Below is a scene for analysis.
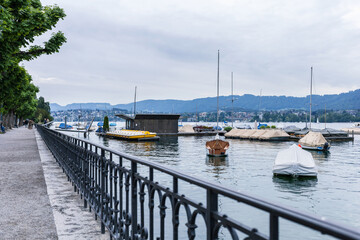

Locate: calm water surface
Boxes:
[61,122,360,239]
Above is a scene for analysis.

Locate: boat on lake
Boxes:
[205,50,229,157]
[194,125,215,132]
[258,129,290,141]
[299,131,330,151]
[273,144,318,177]
[206,134,230,157]
[57,123,73,129]
[101,129,159,141]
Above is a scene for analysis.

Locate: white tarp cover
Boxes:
[233,129,247,137]
[178,125,195,133]
[224,129,242,137]
[249,130,269,139]
[259,130,290,140]
[299,131,327,147]
[239,129,258,138]
[273,144,318,176]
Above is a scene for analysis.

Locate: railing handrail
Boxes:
[39,126,360,239]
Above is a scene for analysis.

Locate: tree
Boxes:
[103,116,109,132]
[34,96,52,123]
[0,0,66,75]
[0,0,66,128]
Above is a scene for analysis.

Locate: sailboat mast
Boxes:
[217,50,220,131]
[325,103,327,129]
[258,89,262,112]
[231,72,234,128]
[134,86,137,116]
[310,67,313,129]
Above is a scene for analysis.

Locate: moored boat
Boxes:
[259,129,290,141]
[104,130,159,141]
[299,131,330,151]
[206,135,229,157]
[205,50,229,156]
[57,123,72,129]
[273,144,318,177]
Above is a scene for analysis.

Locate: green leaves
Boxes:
[0,0,66,120]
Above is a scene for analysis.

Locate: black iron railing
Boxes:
[37,125,360,240]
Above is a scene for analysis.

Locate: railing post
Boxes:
[149,168,154,240]
[101,148,106,234]
[206,189,218,240]
[131,161,138,238]
[270,213,279,240]
[173,177,179,240]
[84,142,88,209]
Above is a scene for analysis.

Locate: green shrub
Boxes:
[260,126,266,129]
[271,125,276,128]
[103,116,109,132]
[224,126,232,132]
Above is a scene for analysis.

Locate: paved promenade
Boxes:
[0,127,108,240]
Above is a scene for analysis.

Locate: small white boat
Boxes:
[273,144,318,177]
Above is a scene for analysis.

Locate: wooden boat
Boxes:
[206,135,229,157]
[205,50,229,157]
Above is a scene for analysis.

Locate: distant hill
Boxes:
[50,89,360,112]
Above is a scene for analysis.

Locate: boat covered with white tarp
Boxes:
[249,130,269,139]
[299,131,330,151]
[224,129,244,138]
[273,144,318,177]
[238,129,257,139]
[259,129,290,141]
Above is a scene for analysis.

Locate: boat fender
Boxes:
[324,142,329,150]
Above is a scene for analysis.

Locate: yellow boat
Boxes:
[105,130,159,141]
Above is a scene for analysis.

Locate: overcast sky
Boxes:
[23,0,360,105]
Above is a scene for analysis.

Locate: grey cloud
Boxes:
[23,0,360,105]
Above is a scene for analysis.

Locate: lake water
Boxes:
[58,122,360,239]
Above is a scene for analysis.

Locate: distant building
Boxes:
[115,114,181,133]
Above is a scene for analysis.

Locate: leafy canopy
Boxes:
[0,0,66,120]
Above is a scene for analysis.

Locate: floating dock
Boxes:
[340,128,360,135]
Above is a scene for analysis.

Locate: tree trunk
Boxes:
[19,117,23,127]
[9,111,14,128]
[3,113,10,129]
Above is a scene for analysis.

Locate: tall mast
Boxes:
[231,72,234,128]
[310,67,313,129]
[325,103,327,129]
[216,50,220,131]
[134,86,137,116]
[259,89,262,112]
[196,103,198,122]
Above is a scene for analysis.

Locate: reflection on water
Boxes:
[273,175,318,194]
[102,137,110,147]
[205,156,229,180]
[206,156,229,167]
[308,150,330,160]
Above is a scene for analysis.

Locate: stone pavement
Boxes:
[0,127,57,239]
[0,127,109,239]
